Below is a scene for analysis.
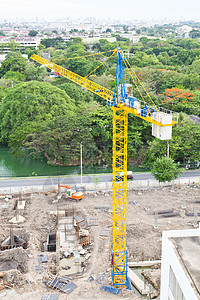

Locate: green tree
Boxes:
[0,87,4,103]
[23,64,47,81]
[7,101,107,165]
[9,115,98,165]
[7,41,20,52]
[189,29,200,38]
[0,53,27,77]
[0,81,76,143]
[151,157,183,182]
[136,29,141,34]
[57,82,94,104]
[0,31,5,36]
[28,30,38,37]
[65,57,89,77]
[172,122,200,164]
[131,51,160,67]
[4,71,26,83]
[38,44,45,50]
[41,37,64,48]
[89,104,113,164]
[188,59,200,75]
[144,117,200,166]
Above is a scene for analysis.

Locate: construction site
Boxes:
[0,47,199,299]
[0,181,199,299]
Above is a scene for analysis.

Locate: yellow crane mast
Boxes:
[31,49,177,288]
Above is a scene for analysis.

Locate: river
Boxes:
[0,147,148,178]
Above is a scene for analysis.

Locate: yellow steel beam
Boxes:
[112,107,128,287]
[30,54,177,127]
[30,54,114,103]
[117,103,177,126]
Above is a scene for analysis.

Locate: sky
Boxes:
[0,0,200,21]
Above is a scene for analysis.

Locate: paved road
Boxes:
[0,170,199,188]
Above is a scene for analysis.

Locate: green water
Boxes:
[0,147,148,178]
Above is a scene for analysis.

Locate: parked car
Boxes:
[127,171,134,179]
[115,171,133,180]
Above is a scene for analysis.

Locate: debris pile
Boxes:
[0,272,13,292]
[45,274,77,294]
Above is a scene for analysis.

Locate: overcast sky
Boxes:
[0,0,200,21]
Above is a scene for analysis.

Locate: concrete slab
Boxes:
[127,267,149,295]
[59,257,83,276]
[172,236,200,294]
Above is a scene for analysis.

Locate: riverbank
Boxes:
[0,146,149,178]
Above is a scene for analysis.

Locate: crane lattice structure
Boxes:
[31,48,177,288]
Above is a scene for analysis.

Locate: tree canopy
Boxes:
[0,33,200,168]
[28,30,38,37]
[0,53,27,77]
[0,81,76,142]
[151,157,183,182]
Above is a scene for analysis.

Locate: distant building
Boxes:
[0,37,41,53]
[160,228,200,300]
[177,25,193,37]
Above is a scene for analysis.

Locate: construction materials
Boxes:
[41,295,59,300]
[87,218,99,227]
[99,228,112,238]
[153,210,180,218]
[128,260,161,267]
[0,272,13,292]
[185,210,200,216]
[100,284,121,294]
[45,274,77,294]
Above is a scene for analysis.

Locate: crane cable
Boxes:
[84,50,116,79]
[123,59,148,107]
[125,59,159,111]
[52,49,116,62]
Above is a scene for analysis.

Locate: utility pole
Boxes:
[80,142,83,185]
[167,140,169,158]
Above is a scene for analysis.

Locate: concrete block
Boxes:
[17,200,26,210]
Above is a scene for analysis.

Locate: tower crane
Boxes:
[30,48,177,288]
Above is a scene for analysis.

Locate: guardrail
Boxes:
[0,177,199,195]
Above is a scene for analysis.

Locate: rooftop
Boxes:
[172,235,200,296]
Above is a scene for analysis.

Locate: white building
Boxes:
[0,37,41,52]
[160,228,200,300]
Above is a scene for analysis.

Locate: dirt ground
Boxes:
[0,183,199,300]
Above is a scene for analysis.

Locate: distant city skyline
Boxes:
[0,0,200,22]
